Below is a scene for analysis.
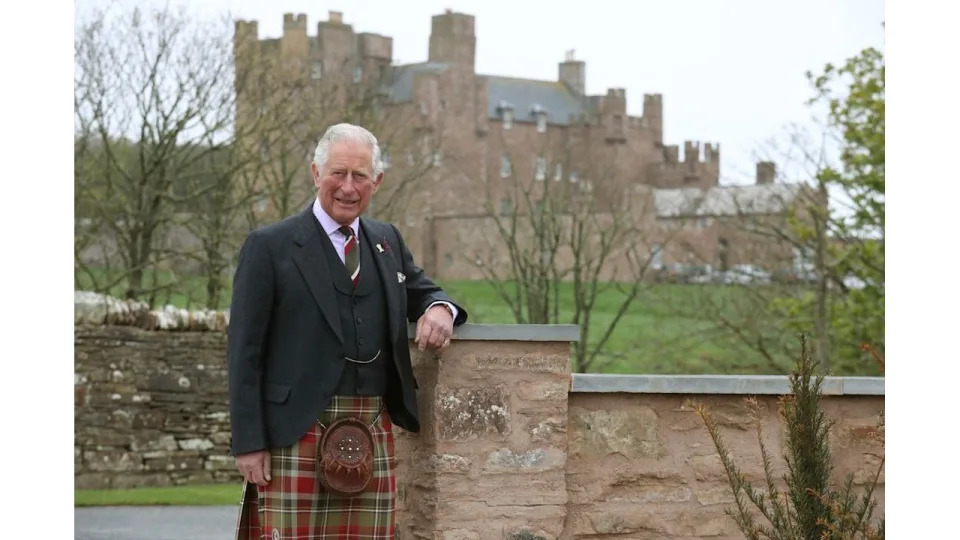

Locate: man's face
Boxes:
[312,140,383,226]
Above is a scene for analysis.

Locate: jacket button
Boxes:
[356,317,362,324]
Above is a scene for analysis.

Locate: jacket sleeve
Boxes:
[391,224,468,326]
[226,231,275,455]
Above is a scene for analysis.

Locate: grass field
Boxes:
[438,280,790,375]
[75,483,240,507]
[76,268,878,375]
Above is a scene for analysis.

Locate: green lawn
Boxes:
[75,267,877,375]
[438,280,793,375]
[75,483,240,507]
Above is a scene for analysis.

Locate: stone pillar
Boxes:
[395,324,579,540]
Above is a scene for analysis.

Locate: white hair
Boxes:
[312,123,383,177]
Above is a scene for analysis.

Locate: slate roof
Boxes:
[654,184,805,218]
[387,64,589,126]
[388,62,450,102]
[481,75,587,126]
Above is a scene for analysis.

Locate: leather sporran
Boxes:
[316,416,375,496]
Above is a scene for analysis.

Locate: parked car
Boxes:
[722,264,771,285]
[772,268,819,285]
[653,263,712,284]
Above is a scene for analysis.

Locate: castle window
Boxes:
[651,244,663,269]
[500,153,512,178]
[531,104,548,133]
[535,156,547,181]
[381,148,391,169]
[432,150,443,166]
[497,101,515,130]
[554,163,563,181]
[500,197,512,215]
[353,65,363,83]
[569,171,579,183]
[311,61,323,80]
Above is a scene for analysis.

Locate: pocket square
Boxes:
[397,272,406,283]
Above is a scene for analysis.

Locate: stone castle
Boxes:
[234,10,811,280]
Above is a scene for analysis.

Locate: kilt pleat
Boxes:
[235,395,396,540]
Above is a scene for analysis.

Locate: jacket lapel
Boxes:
[362,219,402,341]
[291,207,344,344]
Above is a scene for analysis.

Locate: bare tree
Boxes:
[235,57,445,229]
[74,5,257,301]
[455,130,671,373]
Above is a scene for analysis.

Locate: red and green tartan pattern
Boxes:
[235,396,396,539]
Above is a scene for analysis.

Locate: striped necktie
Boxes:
[339,226,359,286]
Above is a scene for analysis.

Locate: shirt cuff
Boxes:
[427,301,458,321]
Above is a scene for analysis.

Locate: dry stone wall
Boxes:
[74,325,237,489]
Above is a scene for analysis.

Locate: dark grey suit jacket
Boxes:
[227,207,467,455]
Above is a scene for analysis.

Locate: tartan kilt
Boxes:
[235,395,396,540]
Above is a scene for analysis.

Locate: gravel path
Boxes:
[75,506,238,540]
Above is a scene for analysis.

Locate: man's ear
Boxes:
[311,162,321,189]
[373,172,384,192]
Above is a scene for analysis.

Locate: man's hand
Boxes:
[415,304,454,352]
[235,450,272,486]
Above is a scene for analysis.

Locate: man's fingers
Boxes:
[415,317,424,347]
[251,467,264,486]
[430,327,446,348]
[426,324,449,350]
[262,453,271,482]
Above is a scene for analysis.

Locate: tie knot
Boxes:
[339,226,354,239]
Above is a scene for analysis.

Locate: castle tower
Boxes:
[428,10,476,71]
[281,13,308,59]
[317,10,356,73]
[643,94,663,145]
[558,50,585,95]
[756,161,776,184]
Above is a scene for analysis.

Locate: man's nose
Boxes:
[341,174,360,190]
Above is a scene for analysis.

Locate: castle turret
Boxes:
[756,161,776,184]
[281,13,308,58]
[643,94,663,145]
[317,11,362,76]
[428,10,476,71]
[558,50,585,95]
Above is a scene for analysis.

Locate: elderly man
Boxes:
[229,123,467,539]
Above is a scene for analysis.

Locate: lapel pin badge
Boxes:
[397,272,406,283]
[376,243,385,253]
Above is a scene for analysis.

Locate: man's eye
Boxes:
[333,171,346,177]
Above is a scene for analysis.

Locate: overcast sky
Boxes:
[76,0,885,184]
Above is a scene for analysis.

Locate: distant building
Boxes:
[234,10,815,280]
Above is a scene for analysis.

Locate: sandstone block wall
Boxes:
[395,337,574,540]
[564,392,884,539]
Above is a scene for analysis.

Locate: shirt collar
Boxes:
[313,198,359,238]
